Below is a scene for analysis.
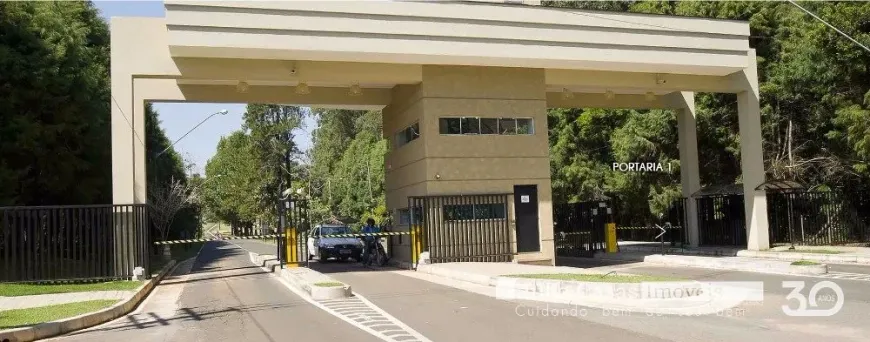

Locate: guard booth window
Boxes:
[443,203,506,221]
[395,122,420,148]
[439,117,534,135]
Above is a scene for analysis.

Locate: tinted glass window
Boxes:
[440,118,461,134]
[480,118,498,134]
[499,118,517,135]
[516,119,534,135]
[461,117,480,134]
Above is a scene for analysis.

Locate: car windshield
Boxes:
[320,226,350,236]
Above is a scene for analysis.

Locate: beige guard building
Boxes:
[111,0,771,266]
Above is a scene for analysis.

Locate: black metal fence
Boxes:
[696,194,746,246]
[553,200,609,257]
[768,191,869,246]
[613,198,688,246]
[0,204,150,282]
[409,194,512,263]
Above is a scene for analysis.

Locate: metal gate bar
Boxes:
[409,194,512,264]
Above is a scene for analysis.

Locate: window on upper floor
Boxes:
[395,122,420,148]
[439,117,534,136]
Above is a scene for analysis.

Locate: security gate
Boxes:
[554,201,609,257]
[409,194,513,263]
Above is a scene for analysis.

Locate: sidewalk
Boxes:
[608,242,870,265]
[0,291,134,310]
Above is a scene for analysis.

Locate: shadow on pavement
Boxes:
[59,302,309,337]
[307,259,401,275]
[555,256,643,269]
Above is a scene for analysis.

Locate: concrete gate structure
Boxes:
[111,0,772,266]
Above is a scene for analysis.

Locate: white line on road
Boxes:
[249,249,432,342]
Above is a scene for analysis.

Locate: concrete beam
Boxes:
[135,78,392,107]
[546,69,748,94]
[547,92,674,109]
[171,58,423,85]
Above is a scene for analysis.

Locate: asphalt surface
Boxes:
[49,239,870,342]
[48,241,379,342]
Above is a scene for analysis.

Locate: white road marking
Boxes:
[248,249,432,342]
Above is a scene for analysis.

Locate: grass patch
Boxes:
[791,260,821,266]
[783,249,842,254]
[313,281,344,287]
[0,299,119,329]
[0,281,142,297]
[505,273,682,283]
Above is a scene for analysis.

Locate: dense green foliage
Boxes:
[202,105,305,231]
[308,109,388,225]
[4,1,867,238]
[0,1,197,239]
[0,1,111,205]
[544,1,870,220]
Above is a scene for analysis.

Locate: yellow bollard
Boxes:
[286,227,298,267]
[605,223,617,253]
[410,225,418,265]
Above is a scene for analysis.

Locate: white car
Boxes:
[307,224,364,262]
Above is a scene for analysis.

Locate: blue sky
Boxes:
[94,1,316,175]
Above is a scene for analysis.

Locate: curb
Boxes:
[788,263,829,275]
[411,264,764,314]
[639,254,829,276]
[0,260,178,342]
[247,252,352,301]
[736,250,870,265]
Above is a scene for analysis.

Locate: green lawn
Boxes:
[313,281,344,287]
[0,300,119,329]
[791,260,821,266]
[783,249,842,254]
[0,281,142,297]
[505,273,683,283]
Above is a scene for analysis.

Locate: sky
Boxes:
[94,0,317,176]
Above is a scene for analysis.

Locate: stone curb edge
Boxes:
[0,260,179,342]
[736,250,870,265]
[588,253,830,275]
[247,252,352,301]
[410,264,734,303]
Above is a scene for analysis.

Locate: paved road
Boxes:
[229,239,870,342]
[49,241,379,342]
[556,257,870,342]
[57,239,869,342]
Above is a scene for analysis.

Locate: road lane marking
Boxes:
[241,246,432,342]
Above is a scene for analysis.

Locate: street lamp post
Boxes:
[156,109,229,158]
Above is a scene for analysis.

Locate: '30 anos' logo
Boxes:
[781,281,844,317]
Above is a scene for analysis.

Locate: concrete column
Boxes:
[132,98,148,204]
[111,87,135,205]
[735,50,770,251]
[675,92,701,247]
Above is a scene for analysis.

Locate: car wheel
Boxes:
[339,256,349,262]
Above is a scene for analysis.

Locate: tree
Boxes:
[544,1,870,220]
[203,131,262,230]
[0,1,112,206]
[149,177,199,259]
